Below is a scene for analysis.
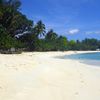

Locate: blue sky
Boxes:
[20,0,100,40]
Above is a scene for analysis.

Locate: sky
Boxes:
[20,0,100,40]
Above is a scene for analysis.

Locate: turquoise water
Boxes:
[64,52,100,60]
[63,52,100,66]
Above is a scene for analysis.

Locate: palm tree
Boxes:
[45,29,58,41]
[33,20,46,38]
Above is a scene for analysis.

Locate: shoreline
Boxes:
[56,51,100,67]
[0,51,100,100]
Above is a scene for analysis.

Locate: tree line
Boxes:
[0,0,100,53]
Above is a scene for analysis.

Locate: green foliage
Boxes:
[68,40,77,50]
[0,0,100,52]
[45,29,58,41]
[81,38,99,50]
[0,25,22,49]
[33,20,46,38]
[57,36,68,51]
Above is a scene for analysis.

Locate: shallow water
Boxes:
[62,52,100,66]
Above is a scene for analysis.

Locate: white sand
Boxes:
[0,51,100,100]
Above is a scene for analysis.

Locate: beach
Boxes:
[0,51,100,100]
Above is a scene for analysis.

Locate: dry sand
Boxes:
[0,51,100,100]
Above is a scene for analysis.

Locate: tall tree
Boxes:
[57,36,68,50]
[45,29,58,41]
[33,20,46,38]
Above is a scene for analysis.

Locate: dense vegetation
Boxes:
[0,0,100,53]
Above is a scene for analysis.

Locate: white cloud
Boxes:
[68,29,80,34]
[86,31,100,34]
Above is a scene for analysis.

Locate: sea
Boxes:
[62,52,100,67]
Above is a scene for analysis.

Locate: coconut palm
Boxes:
[33,20,46,38]
[45,29,58,41]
